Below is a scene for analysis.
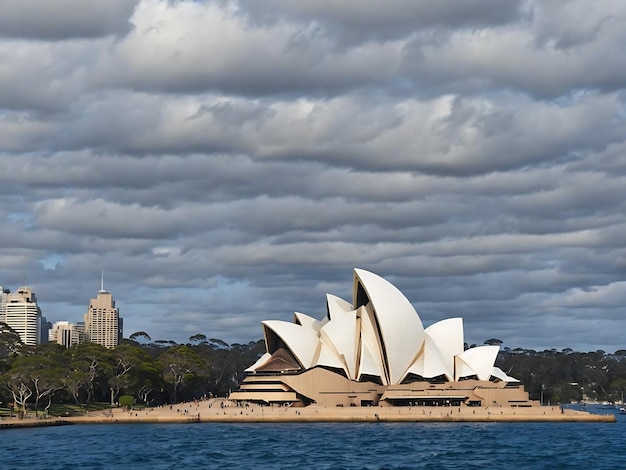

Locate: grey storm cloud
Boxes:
[233,0,525,46]
[1,0,626,352]
[0,0,139,40]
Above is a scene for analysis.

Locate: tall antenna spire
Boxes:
[99,268,106,293]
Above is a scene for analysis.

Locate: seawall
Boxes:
[0,400,616,429]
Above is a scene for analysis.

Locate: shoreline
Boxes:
[0,399,616,429]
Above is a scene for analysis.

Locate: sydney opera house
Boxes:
[230,269,537,408]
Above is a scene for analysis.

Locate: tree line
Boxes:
[0,325,263,416]
[1,324,625,416]
[496,346,626,404]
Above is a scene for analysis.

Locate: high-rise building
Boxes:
[0,285,8,321]
[49,321,81,348]
[0,286,42,346]
[84,275,122,348]
[75,321,86,338]
[40,317,50,344]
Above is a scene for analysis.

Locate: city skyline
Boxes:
[1,1,626,352]
[1,281,123,348]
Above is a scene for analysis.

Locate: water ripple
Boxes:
[1,414,624,469]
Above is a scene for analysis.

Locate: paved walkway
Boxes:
[0,398,615,428]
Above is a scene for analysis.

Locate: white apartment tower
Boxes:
[0,286,9,330]
[84,273,122,348]
[0,286,7,319]
[49,321,81,348]
[0,286,42,345]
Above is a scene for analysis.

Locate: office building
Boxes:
[0,285,8,321]
[84,277,122,348]
[49,321,81,348]
[0,286,42,346]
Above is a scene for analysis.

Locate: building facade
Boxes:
[49,321,82,348]
[40,316,51,344]
[0,286,42,346]
[84,286,122,349]
[0,286,7,321]
[231,269,537,408]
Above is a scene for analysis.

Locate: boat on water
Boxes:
[619,407,626,415]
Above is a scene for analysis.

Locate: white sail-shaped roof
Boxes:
[314,340,348,373]
[418,318,464,381]
[320,309,359,379]
[244,352,272,372]
[491,366,520,383]
[246,269,520,388]
[357,305,388,385]
[455,345,500,381]
[354,269,424,385]
[262,320,320,369]
[359,341,385,383]
[326,294,353,319]
[403,318,464,382]
[402,344,426,379]
[425,318,464,361]
[403,335,449,380]
[294,312,326,333]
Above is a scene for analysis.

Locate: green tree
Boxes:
[0,367,32,416]
[0,322,26,360]
[484,338,503,346]
[610,378,626,403]
[128,359,163,405]
[108,345,151,405]
[129,331,152,345]
[11,356,62,416]
[37,368,64,416]
[66,343,111,406]
[189,334,207,345]
[157,345,204,403]
[62,368,88,406]
[118,394,135,409]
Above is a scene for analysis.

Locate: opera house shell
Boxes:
[230,269,537,408]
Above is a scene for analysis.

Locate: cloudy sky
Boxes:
[1,0,625,352]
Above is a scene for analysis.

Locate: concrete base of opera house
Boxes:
[0,399,616,428]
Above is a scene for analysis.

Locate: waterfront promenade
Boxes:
[0,398,616,428]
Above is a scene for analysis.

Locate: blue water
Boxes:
[2,408,624,469]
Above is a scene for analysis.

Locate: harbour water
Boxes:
[3,406,623,469]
